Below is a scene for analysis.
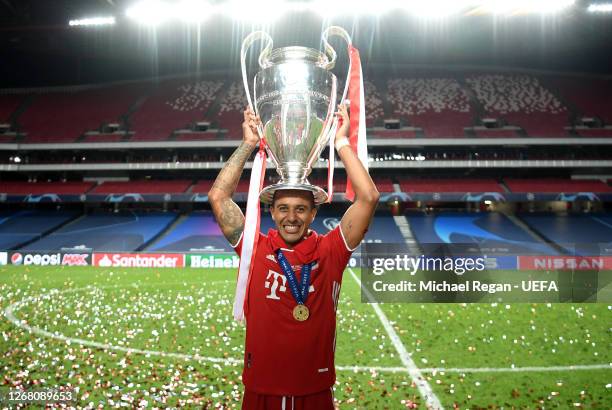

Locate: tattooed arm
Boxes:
[208,108,260,246]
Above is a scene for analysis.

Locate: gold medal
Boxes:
[292,304,309,321]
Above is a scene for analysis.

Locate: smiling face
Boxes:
[270,190,317,247]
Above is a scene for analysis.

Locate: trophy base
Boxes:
[260,182,328,205]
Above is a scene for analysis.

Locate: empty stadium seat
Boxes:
[398,178,503,193]
[191,180,214,194]
[465,74,569,137]
[19,86,142,143]
[217,82,245,140]
[544,76,612,124]
[130,80,223,141]
[504,179,612,193]
[387,77,474,138]
[406,211,558,254]
[22,211,177,252]
[519,213,612,254]
[148,211,231,252]
[0,95,23,122]
[364,80,384,127]
[91,180,192,194]
[0,210,78,250]
[0,181,95,195]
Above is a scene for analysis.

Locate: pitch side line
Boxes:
[347,267,444,409]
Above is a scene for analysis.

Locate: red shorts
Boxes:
[242,388,334,410]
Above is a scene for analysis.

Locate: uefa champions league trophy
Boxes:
[240,27,353,204]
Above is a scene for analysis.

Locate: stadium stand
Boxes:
[0,210,77,250]
[191,180,214,194]
[22,211,178,252]
[364,80,385,127]
[19,86,143,143]
[148,211,232,252]
[8,71,611,143]
[0,181,95,195]
[406,211,559,254]
[519,213,612,255]
[387,77,473,137]
[374,177,395,193]
[91,180,192,194]
[504,178,612,193]
[130,80,223,141]
[465,74,569,137]
[0,95,23,122]
[398,178,503,193]
[543,76,612,124]
[217,82,245,139]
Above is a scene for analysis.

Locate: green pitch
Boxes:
[1,265,610,408]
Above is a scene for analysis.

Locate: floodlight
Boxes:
[480,0,575,14]
[68,17,116,27]
[126,0,173,26]
[402,0,469,18]
[174,0,214,23]
[219,0,288,22]
[588,3,612,12]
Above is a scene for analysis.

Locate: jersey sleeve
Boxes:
[232,231,265,256]
[321,225,356,279]
[231,232,245,255]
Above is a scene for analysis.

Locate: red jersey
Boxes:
[234,226,353,396]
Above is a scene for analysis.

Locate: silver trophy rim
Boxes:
[259,183,328,205]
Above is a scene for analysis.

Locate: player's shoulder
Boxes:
[317,225,344,248]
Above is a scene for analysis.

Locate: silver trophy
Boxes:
[241,27,353,204]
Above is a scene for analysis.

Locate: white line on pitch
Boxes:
[347,267,444,409]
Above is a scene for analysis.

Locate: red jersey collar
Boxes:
[267,228,319,264]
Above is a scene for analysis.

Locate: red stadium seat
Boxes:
[0,181,95,195]
[388,76,474,138]
[19,86,143,143]
[91,180,192,194]
[398,178,503,193]
[129,79,223,141]
[504,178,612,193]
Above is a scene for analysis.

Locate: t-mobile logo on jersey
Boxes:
[264,269,316,300]
[264,270,287,300]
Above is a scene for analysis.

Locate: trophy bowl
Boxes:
[254,47,337,204]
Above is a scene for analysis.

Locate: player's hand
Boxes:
[335,103,350,143]
[242,107,261,147]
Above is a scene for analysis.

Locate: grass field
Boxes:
[1,265,610,409]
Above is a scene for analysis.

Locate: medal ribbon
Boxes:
[276,249,312,305]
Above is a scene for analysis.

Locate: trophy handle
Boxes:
[322,26,352,104]
[240,31,273,112]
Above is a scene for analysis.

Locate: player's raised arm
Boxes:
[335,104,380,249]
[208,107,260,246]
